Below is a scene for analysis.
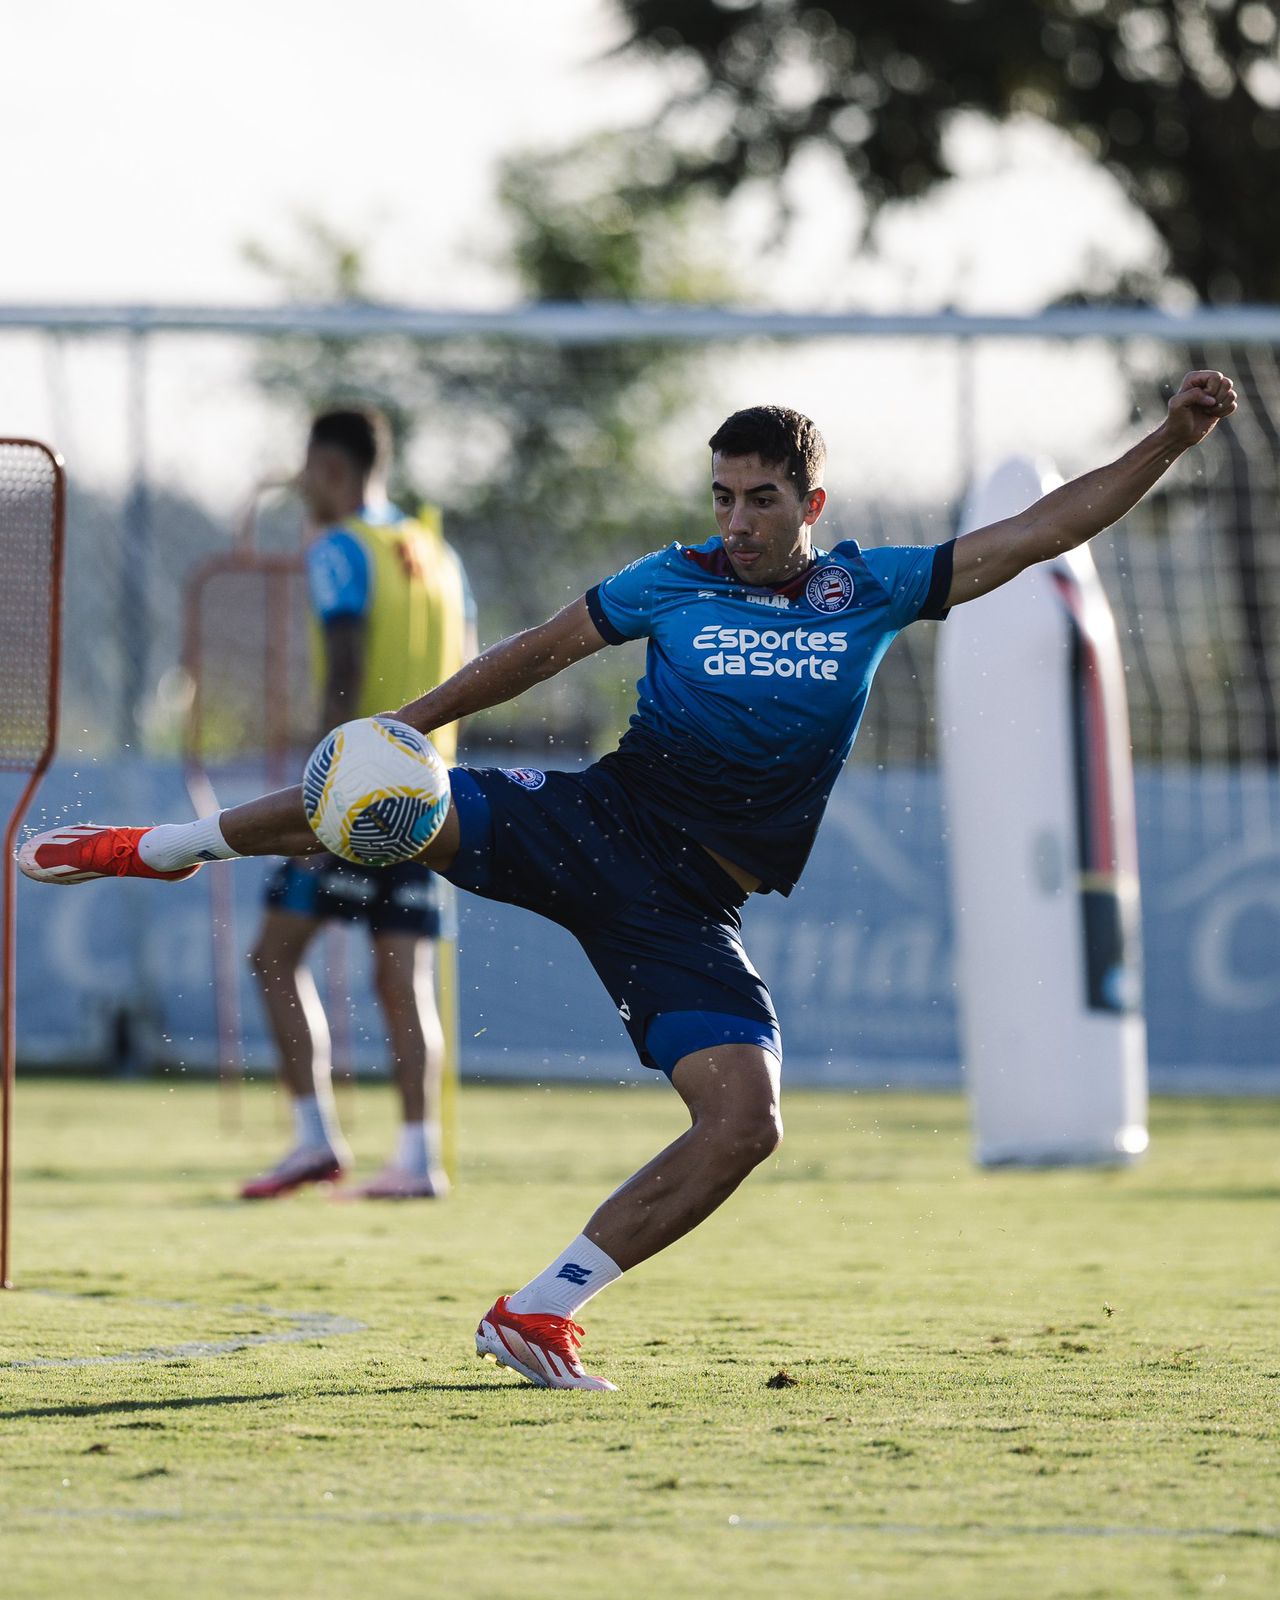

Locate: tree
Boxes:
[247,135,735,746]
[615,0,1280,303]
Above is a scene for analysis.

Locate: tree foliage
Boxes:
[250,134,730,608]
[247,136,734,743]
[615,0,1280,302]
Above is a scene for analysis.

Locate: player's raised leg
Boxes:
[476,1042,782,1390]
[17,781,463,884]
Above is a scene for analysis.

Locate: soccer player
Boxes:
[20,371,1236,1389]
[242,408,474,1200]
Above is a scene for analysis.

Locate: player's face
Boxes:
[300,443,363,525]
[711,453,826,585]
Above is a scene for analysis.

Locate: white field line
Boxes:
[7,1508,1280,1541]
[4,1294,365,1368]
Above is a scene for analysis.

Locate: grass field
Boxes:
[1,1079,1278,1599]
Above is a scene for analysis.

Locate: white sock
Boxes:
[293,1093,341,1153]
[138,813,240,871]
[394,1120,442,1178]
[506,1234,623,1320]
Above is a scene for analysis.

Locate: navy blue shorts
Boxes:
[264,854,447,939]
[441,763,781,1076]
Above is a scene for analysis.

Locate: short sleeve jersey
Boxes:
[585,535,953,894]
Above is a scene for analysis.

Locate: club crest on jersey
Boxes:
[500,767,547,790]
[805,564,855,613]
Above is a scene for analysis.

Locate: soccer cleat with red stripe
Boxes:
[239,1145,347,1201]
[17,824,202,885]
[475,1295,617,1391]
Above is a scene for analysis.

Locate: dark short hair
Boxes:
[708,405,826,500]
[308,407,392,480]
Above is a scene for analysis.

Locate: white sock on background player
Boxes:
[395,1120,443,1178]
[293,1092,345,1156]
[506,1233,623,1320]
[138,813,239,871]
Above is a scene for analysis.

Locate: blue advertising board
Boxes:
[5,758,1279,1090]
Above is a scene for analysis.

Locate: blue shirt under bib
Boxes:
[585,535,953,895]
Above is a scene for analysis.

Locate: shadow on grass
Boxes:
[1,1392,291,1422]
[411,1381,537,1394]
[1138,1187,1280,1203]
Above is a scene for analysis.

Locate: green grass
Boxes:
[2,1080,1278,1600]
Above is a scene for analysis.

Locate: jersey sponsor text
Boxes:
[693,622,847,680]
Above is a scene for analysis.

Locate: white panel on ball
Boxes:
[938,457,1148,1165]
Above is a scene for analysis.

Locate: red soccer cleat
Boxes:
[475,1295,617,1391]
[239,1146,347,1201]
[17,824,202,885]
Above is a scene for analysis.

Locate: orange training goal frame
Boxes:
[0,440,66,1289]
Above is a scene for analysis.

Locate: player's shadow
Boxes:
[411,1381,547,1394]
[0,1392,290,1422]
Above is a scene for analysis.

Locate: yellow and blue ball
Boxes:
[303,715,450,867]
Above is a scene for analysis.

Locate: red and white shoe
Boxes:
[345,1164,450,1200]
[239,1145,347,1201]
[475,1295,617,1391]
[17,825,201,885]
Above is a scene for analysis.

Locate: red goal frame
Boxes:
[1,440,66,1289]
[181,550,321,1118]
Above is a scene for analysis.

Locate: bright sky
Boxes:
[2,0,668,304]
[1,0,1164,504]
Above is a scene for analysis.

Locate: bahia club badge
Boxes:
[805,565,855,613]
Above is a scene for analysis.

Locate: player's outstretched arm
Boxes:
[947,370,1238,607]
[395,596,609,735]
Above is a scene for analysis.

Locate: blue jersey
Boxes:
[585,535,953,894]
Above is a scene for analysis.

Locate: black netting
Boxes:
[7,326,1280,770]
[185,558,317,779]
[0,442,60,771]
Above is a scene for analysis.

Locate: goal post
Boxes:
[0,440,66,1289]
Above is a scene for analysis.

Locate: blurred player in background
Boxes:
[20,372,1237,1384]
[240,408,475,1201]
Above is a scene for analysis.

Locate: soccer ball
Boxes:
[303,715,450,867]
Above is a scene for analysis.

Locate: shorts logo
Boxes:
[618,999,631,1021]
[805,564,855,613]
[500,767,547,790]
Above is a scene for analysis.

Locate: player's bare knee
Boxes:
[735,1100,783,1167]
[699,1094,782,1176]
[371,946,418,1008]
[248,937,307,991]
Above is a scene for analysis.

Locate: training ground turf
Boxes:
[1,1080,1278,1599]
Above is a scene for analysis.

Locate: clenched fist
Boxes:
[1164,370,1238,448]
